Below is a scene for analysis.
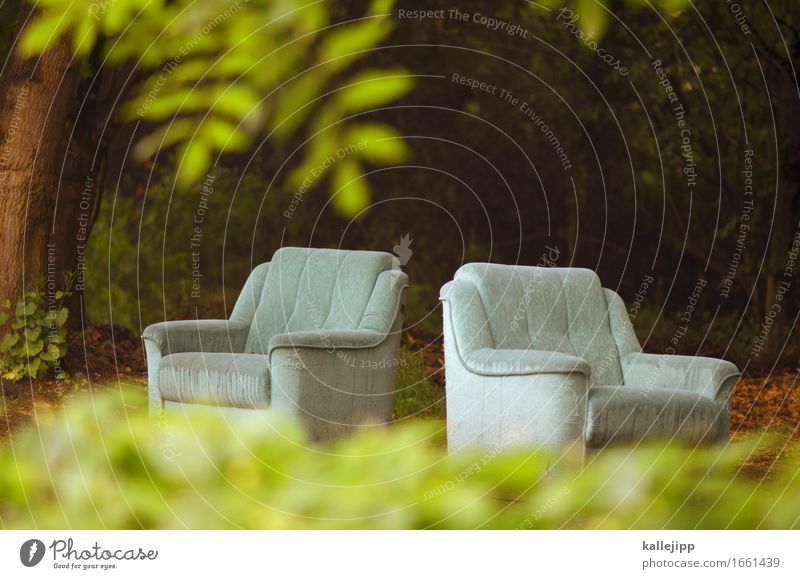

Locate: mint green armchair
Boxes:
[143,247,408,439]
[440,264,739,453]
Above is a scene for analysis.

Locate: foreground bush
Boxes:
[0,387,798,529]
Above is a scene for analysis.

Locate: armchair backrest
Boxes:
[240,247,404,354]
[452,264,633,385]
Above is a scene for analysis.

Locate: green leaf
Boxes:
[346,123,408,164]
[0,332,19,353]
[575,0,608,39]
[291,2,328,31]
[198,118,248,151]
[211,85,262,120]
[271,74,327,139]
[660,0,691,12]
[133,88,204,122]
[368,0,397,15]
[132,120,197,159]
[320,20,391,66]
[27,357,41,378]
[102,1,134,36]
[24,326,42,342]
[16,300,36,318]
[331,160,369,217]
[39,344,61,362]
[177,142,212,188]
[287,132,337,189]
[335,70,413,114]
[71,14,99,57]
[55,308,69,328]
[18,14,70,56]
[25,339,44,357]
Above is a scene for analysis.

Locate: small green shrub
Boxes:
[0,288,69,381]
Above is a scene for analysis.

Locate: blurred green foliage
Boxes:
[83,165,288,330]
[21,0,412,216]
[1,387,798,529]
[14,0,794,367]
[0,288,69,381]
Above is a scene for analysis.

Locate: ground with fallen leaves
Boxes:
[0,324,147,439]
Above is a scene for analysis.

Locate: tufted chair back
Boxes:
[237,247,403,354]
[453,264,626,385]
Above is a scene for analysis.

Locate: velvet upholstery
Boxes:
[441,264,740,452]
[159,352,271,408]
[585,386,721,447]
[144,247,407,439]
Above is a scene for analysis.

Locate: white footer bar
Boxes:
[1,531,796,577]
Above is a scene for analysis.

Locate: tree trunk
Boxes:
[0,4,121,334]
[0,3,83,313]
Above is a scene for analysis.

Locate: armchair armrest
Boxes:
[142,319,251,417]
[621,352,740,402]
[268,328,401,440]
[268,329,386,354]
[444,346,590,452]
[439,279,495,357]
[142,319,250,355]
[462,348,591,377]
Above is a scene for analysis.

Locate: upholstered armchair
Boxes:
[440,264,740,453]
[143,247,408,439]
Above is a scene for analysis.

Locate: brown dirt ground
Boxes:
[0,324,147,439]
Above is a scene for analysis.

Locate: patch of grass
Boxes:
[393,347,446,422]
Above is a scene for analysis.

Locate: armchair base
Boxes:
[585,386,724,448]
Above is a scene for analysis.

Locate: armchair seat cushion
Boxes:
[159,353,271,409]
[585,386,721,447]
